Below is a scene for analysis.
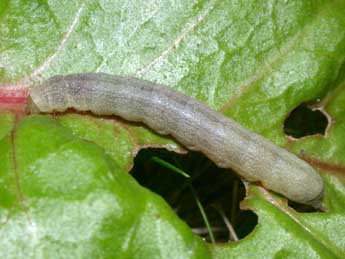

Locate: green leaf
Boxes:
[1,0,345,258]
[0,115,210,258]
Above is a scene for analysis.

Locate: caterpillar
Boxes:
[27,73,324,208]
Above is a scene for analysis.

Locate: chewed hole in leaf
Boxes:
[130,148,257,243]
[284,103,329,139]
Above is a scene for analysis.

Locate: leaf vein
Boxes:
[22,4,84,84]
[135,0,218,76]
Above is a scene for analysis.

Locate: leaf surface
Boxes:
[1,0,345,258]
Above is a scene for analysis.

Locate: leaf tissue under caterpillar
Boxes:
[27,73,324,208]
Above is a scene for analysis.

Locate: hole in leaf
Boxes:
[288,200,320,213]
[284,103,328,138]
[130,148,257,243]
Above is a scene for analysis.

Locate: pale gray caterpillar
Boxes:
[27,73,324,208]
